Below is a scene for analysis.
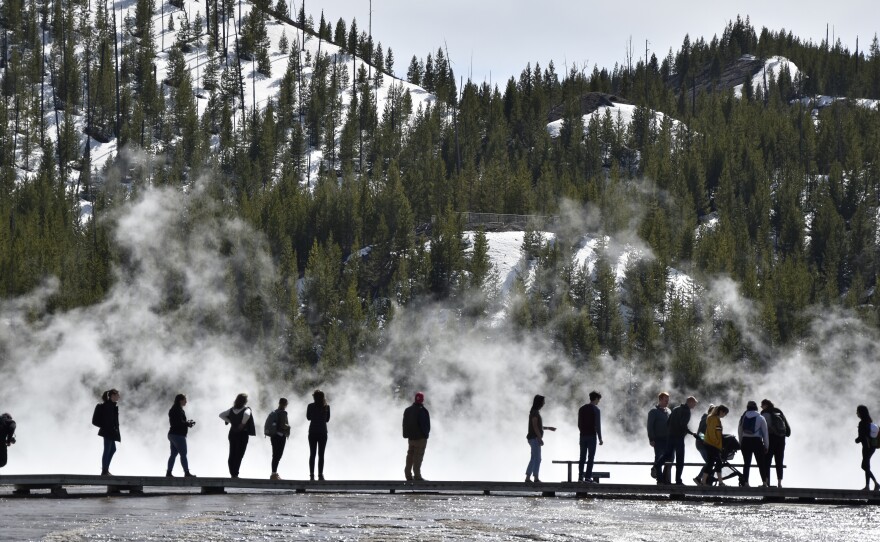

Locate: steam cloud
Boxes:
[0,181,876,489]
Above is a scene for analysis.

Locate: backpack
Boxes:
[91,404,103,427]
[768,411,788,437]
[742,414,757,434]
[870,423,880,448]
[264,410,278,437]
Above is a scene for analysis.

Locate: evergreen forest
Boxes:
[2,2,880,390]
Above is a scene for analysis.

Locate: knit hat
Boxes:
[414,392,425,404]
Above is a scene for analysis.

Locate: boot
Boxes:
[270,473,281,480]
[166,471,174,478]
[184,472,196,478]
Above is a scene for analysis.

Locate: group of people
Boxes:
[520,391,797,487]
[647,394,791,487]
[4,389,880,492]
[90,388,331,480]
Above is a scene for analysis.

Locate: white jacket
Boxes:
[738,410,768,448]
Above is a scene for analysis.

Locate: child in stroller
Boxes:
[694,433,742,486]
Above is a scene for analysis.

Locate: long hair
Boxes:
[174,394,187,408]
[858,405,872,423]
[233,393,249,409]
[102,389,119,402]
[313,389,327,407]
[715,404,729,416]
[530,394,545,412]
[761,399,775,411]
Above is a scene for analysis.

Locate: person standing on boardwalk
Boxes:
[760,399,790,488]
[92,389,121,476]
[694,404,714,462]
[578,391,604,482]
[219,393,255,478]
[403,391,431,481]
[167,394,196,478]
[697,404,729,486]
[266,398,290,480]
[647,392,670,480]
[524,394,556,483]
[306,390,330,481]
[651,395,697,485]
[855,404,879,491]
[737,400,769,487]
[0,413,16,470]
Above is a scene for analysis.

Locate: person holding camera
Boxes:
[167,393,196,477]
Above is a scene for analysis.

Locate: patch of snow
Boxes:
[734,56,800,99]
[547,103,681,139]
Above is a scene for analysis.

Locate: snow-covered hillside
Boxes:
[546,102,681,139]
[23,0,437,216]
[466,230,697,318]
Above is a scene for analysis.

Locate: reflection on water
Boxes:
[0,490,878,541]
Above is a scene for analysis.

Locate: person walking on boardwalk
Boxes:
[167,394,196,478]
[578,391,604,482]
[219,393,256,478]
[524,394,556,483]
[696,404,729,486]
[306,390,330,481]
[647,392,670,480]
[651,395,698,485]
[738,401,769,487]
[92,389,121,476]
[0,413,16,470]
[265,398,290,480]
[403,391,431,481]
[760,399,790,488]
[855,404,880,491]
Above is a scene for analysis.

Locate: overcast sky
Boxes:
[304,0,879,86]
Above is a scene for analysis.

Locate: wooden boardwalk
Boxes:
[1,474,879,504]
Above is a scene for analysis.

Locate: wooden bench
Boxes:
[553,460,786,483]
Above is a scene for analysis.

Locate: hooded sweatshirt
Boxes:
[738,410,769,448]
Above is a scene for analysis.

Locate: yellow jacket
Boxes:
[705,415,723,449]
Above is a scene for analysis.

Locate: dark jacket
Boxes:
[667,403,692,438]
[647,405,671,441]
[0,417,15,445]
[857,420,873,450]
[761,407,791,438]
[97,401,121,442]
[306,403,331,436]
[695,413,709,449]
[275,409,291,437]
[227,407,256,437]
[169,404,189,437]
[578,403,602,440]
[403,403,430,439]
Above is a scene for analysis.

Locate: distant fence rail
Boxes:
[432,212,559,230]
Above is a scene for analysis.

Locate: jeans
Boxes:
[525,438,542,478]
[167,434,189,473]
[762,434,786,482]
[227,433,249,477]
[102,437,116,472]
[701,446,722,479]
[653,435,685,483]
[271,435,287,473]
[740,436,767,485]
[308,433,327,476]
[579,434,597,480]
[405,438,428,479]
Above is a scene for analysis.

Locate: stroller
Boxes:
[710,434,743,486]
